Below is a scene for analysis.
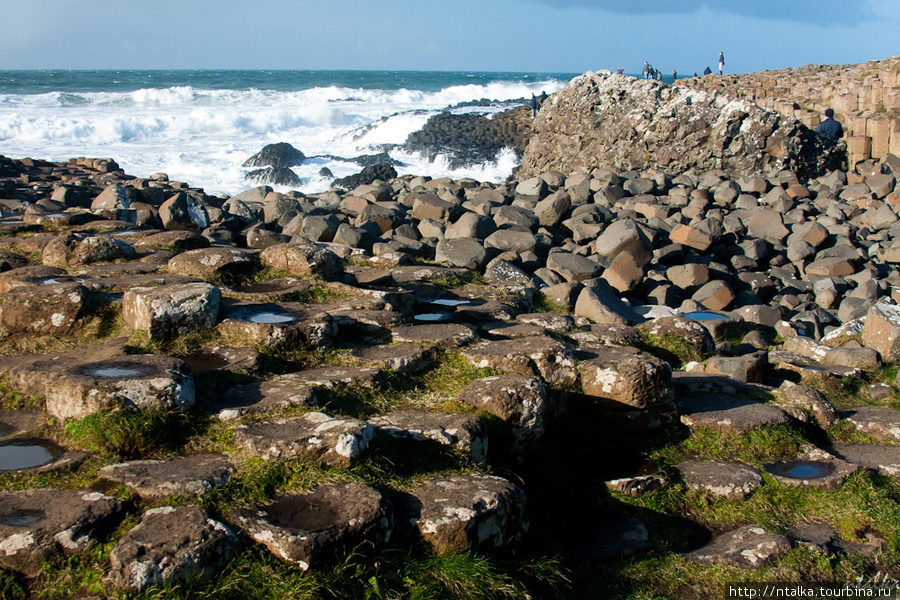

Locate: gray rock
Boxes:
[407,474,526,554]
[99,454,234,500]
[457,375,547,445]
[676,459,763,500]
[233,412,375,467]
[677,395,790,432]
[368,410,488,462]
[687,524,791,569]
[842,405,900,442]
[123,282,221,340]
[830,443,900,477]
[435,238,488,270]
[109,505,238,591]
[462,336,577,388]
[0,489,125,576]
[167,247,261,278]
[0,282,88,337]
[230,483,392,571]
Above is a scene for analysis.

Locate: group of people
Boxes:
[638,51,726,82]
[529,91,549,118]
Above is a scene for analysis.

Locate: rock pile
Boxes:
[2,71,900,593]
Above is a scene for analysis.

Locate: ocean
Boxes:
[0,70,578,197]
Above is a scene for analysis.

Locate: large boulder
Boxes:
[259,243,344,280]
[123,282,221,340]
[0,282,88,337]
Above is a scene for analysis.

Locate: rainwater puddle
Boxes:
[427,299,471,307]
[0,441,56,471]
[681,312,728,321]
[765,460,834,480]
[109,229,143,237]
[414,312,453,322]
[235,310,296,324]
[83,366,146,378]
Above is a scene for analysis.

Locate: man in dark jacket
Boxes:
[816,108,844,142]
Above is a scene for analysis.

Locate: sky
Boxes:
[0,0,898,74]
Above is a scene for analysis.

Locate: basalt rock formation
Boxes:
[518,71,846,181]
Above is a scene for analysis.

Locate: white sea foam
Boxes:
[0,77,567,196]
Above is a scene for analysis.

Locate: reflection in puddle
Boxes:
[428,299,471,307]
[414,313,453,322]
[681,312,728,321]
[765,460,835,479]
[235,310,296,324]
[0,445,55,471]
[84,366,145,378]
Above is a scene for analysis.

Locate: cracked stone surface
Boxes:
[99,454,235,500]
[229,482,392,570]
[686,524,791,569]
[367,410,488,463]
[676,460,764,500]
[0,489,125,576]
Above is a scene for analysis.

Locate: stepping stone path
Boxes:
[0,489,125,576]
[109,505,239,591]
[367,410,488,463]
[229,483,392,570]
[675,460,764,500]
[99,454,235,500]
[233,412,375,467]
[407,474,527,554]
[686,524,791,569]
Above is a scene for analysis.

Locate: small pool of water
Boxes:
[414,312,453,322]
[83,365,146,378]
[681,312,729,321]
[109,229,143,237]
[765,460,835,480]
[0,443,56,471]
[427,299,471,307]
[234,310,297,324]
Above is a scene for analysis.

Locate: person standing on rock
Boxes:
[539,91,548,107]
[530,93,538,118]
[642,62,651,79]
[718,52,725,75]
[672,70,677,81]
[816,108,844,142]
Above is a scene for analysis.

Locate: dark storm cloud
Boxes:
[524,0,876,25]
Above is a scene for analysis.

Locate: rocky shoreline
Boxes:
[0,70,900,598]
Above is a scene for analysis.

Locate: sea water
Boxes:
[0,70,576,196]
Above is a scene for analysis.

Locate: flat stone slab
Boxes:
[457,375,547,446]
[229,482,392,571]
[109,505,239,591]
[212,377,318,420]
[221,277,312,303]
[786,522,884,557]
[217,301,335,352]
[686,524,791,569]
[677,396,789,432]
[0,489,125,576]
[167,247,261,278]
[0,409,42,439]
[233,412,375,467]
[178,346,267,375]
[516,312,575,333]
[348,343,435,373]
[406,474,527,554]
[461,336,578,388]
[0,344,195,420]
[676,460,763,500]
[391,323,478,347]
[99,454,234,500]
[277,366,383,389]
[831,443,900,477]
[367,410,488,463]
[841,406,900,442]
[0,282,88,336]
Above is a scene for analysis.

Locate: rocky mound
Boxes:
[518,72,846,180]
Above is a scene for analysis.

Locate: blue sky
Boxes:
[0,0,897,74]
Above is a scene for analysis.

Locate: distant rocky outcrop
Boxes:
[331,164,398,189]
[243,143,306,186]
[404,105,533,168]
[518,72,846,181]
